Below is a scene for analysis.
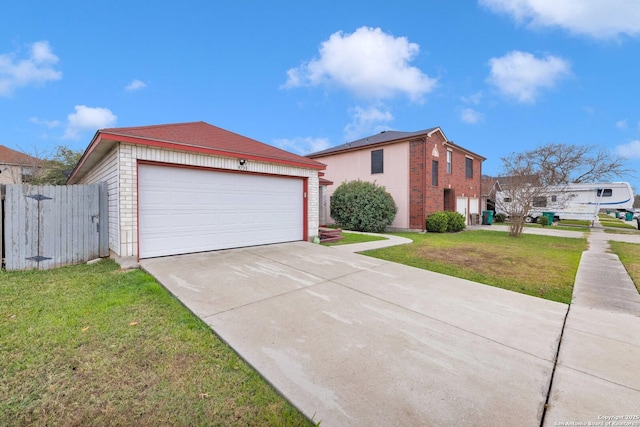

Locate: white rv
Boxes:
[496,182,634,223]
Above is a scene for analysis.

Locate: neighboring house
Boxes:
[67,121,326,259]
[0,145,42,184]
[307,128,485,230]
[481,175,502,212]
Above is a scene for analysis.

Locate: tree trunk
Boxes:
[509,215,524,237]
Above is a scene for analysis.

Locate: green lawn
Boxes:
[362,231,586,304]
[598,214,638,230]
[0,260,312,427]
[610,241,640,294]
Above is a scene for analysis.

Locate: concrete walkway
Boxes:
[543,227,640,425]
[330,230,413,252]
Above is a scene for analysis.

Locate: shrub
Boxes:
[537,215,549,227]
[445,211,466,232]
[426,212,449,233]
[494,213,507,223]
[330,180,397,233]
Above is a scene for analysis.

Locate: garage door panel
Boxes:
[138,164,303,258]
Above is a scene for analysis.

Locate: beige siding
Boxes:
[78,146,120,254]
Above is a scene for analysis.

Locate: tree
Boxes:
[33,145,84,185]
[330,180,397,233]
[497,143,630,237]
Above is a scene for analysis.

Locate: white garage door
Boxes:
[138,164,303,258]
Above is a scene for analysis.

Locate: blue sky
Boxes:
[2,1,640,189]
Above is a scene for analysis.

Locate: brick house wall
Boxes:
[409,132,483,229]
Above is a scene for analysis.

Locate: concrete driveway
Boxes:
[141,241,567,426]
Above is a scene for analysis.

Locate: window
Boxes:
[21,166,34,183]
[597,188,612,197]
[371,149,383,174]
[551,195,557,202]
[465,157,473,178]
[503,197,512,203]
[446,150,452,174]
[432,160,438,186]
[533,196,547,207]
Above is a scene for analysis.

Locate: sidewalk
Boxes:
[328,230,413,252]
[543,227,640,425]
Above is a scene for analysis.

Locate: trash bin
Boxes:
[482,210,493,225]
[625,212,634,221]
[542,212,555,224]
[615,212,620,219]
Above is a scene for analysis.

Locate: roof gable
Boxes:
[69,121,325,182]
[100,121,323,167]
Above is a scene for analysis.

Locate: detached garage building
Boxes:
[67,121,325,259]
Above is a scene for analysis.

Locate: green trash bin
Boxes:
[542,212,555,224]
[482,210,493,225]
[615,212,620,219]
[625,212,634,221]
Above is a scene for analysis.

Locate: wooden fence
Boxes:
[1,183,108,271]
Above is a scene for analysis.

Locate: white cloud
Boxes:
[0,41,62,96]
[616,119,628,129]
[479,0,640,39]
[29,117,62,128]
[272,136,332,155]
[461,91,483,105]
[63,105,117,140]
[461,108,484,124]
[487,50,571,103]
[344,105,394,141]
[283,26,437,102]
[616,140,640,159]
[126,79,147,91]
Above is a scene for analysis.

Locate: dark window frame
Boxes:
[465,157,473,178]
[371,149,384,174]
[597,188,612,197]
[432,160,439,186]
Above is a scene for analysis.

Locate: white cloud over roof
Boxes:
[63,105,117,140]
[486,50,571,103]
[479,0,640,39]
[283,27,437,102]
[0,41,62,96]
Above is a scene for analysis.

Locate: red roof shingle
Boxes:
[101,121,324,168]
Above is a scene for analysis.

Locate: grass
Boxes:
[0,260,312,427]
[362,231,586,304]
[609,241,640,294]
[598,213,638,230]
[321,231,387,246]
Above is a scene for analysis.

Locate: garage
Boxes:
[138,164,304,258]
[66,121,325,259]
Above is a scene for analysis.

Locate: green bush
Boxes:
[494,213,507,223]
[426,212,449,233]
[445,211,466,232]
[537,215,549,227]
[330,180,397,233]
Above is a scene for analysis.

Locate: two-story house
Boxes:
[308,128,485,230]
